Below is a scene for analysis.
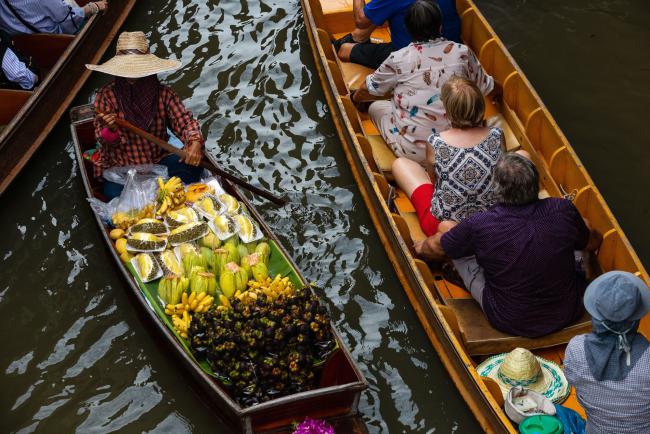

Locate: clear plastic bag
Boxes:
[87,196,119,223]
[111,169,157,229]
[103,164,168,185]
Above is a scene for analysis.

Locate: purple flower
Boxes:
[292,417,335,434]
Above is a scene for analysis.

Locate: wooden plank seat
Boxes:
[399,210,427,242]
[445,298,592,356]
[339,62,374,91]
[366,134,395,177]
[486,112,521,152]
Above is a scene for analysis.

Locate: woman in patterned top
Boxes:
[392,76,510,237]
[350,0,495,163]
[86,32,204,200]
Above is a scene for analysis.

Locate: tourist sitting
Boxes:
[0,0,107,35]
[333,0,460,70]
[86,31,204,200]
[392,76,505,237]
[564,271,650,434]
[414,153,602,337]
[0,31,37,89]
[351,0,494,163]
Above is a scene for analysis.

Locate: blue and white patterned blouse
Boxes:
[429,127,503,222]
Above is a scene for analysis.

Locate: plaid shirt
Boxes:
[93,82,204,178]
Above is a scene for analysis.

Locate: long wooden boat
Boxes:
[0,0,135,197]
[300,0,650,432]
[70,106,368,434]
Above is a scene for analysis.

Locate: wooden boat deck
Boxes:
[301,0,650,431]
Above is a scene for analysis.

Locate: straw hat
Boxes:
[86,31,181,78]
[476,348,570,403]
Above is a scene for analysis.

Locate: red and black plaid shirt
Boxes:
[92,81,204,177]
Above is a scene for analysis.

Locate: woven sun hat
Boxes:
[86,31,181,78]
[584,271,650,322]
[476,348,570,404]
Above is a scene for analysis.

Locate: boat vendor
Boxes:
[0,0,107,35]
[0,30,37,89]
[86,31,204,200]
[564,271,650,434]
[350,0,495,164]
[333,0,460,70]
[414,153,602,338]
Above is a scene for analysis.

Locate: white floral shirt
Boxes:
[366,38,494,161]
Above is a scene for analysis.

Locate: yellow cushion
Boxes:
[367,135,395,174]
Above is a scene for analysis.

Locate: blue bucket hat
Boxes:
[584,271,650,322]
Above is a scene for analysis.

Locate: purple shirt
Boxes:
[441,198,590,337]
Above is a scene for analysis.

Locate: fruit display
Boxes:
[193,195,226,219]
[185,183,214,203]
[128,218,168,235]
[189,280,336,406]
[108,175,339,408]
[126,232,167,252]
[165,207,199,228]
[218,193,240,215]
[112,204,155,230]
[133,252,162,282]
[209,214,238,240]
[168,221,209,246]
[233,214,263,244]
[156,176,186,216]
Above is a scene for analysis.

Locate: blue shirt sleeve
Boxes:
[1,48,37,89]
[44,1,85,34]
[363,0,399,26]
[440,218,475,259]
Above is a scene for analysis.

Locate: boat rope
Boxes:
[559,184,578,202]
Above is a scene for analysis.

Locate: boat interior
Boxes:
[0,0,91,134]
[309,0,650,425]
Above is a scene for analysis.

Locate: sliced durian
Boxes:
[157,250,182,275]
[233,214,263,243]
[126,232,167,252]
[209,214,238,240]
[132,252,162,282]
[193,195,226,219]
[218,193,240,215]
[128,218,168,235]
[165,207,199,228]
[168,221,209,246]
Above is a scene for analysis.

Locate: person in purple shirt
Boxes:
[334,0,460,70]
[414,153,602,337]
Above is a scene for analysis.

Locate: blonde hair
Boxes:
[441,75,485,129]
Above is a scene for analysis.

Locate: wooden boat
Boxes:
[69,106,368,434]
[0,0,136,197]
[300,0,650,432]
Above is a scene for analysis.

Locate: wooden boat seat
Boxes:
[399,211,427,242]
[0,89,32,124]
[340,62,374,91]
[367,135,395,177]
[445,298,592,356]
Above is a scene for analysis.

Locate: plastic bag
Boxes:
[87,196,119,223]
[103,164,168,185]
[111,169,157,229]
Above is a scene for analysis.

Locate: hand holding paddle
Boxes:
[97,112,287,206]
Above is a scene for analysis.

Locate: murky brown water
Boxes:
[1,1,647,433]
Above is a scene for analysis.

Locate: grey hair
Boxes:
[493,153,539,205]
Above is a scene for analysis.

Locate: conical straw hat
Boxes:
[86,31,181,78]
[476,348,570,403]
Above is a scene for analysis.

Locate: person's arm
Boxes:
[352,0,374,29]
[465,48,494,97]
[1,49,37,90]
[164,88,204,167]
[415,218,475,261]
[94,87,122,146]
[414,231,446,260]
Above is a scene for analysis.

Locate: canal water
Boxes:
[1,1,647,433]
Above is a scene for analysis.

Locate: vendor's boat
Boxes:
[0,0,136,196]
[70,106,368,434]
[300,0,650,432]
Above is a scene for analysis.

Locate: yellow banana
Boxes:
[181,292,188,305]
[196,292,207,302]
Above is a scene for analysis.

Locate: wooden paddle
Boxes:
[103,116,287,206]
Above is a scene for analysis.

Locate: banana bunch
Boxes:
[165,291,215,316]
[171,310,192,339]
[156,176,186,216]
[243,274,295,302]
